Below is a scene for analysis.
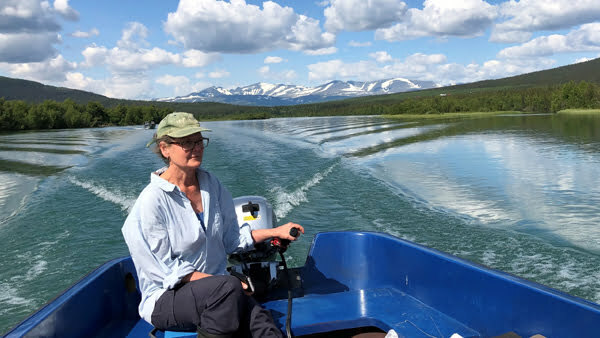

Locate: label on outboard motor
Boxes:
[233,196,276,232]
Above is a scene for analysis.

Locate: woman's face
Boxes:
[159,133,207,170]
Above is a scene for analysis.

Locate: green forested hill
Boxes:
[316,57,600,106]
[0,76,111,104]
[456,57,600,90]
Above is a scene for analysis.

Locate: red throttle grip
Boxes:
[271,227,300,253]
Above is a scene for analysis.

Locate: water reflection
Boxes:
[241,114,600,254]
[342,115,600,253]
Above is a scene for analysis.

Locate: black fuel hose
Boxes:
[279,251,293,338]
[279,227,299,338]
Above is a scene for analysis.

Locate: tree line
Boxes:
[1,81,599,131]
[275,81,600,117]
[0,99,270,131]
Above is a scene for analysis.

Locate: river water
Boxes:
[1,113,600,333]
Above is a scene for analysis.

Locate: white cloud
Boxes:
[71,28,99,38]
[375,0,497,41]
[575,54,600,63]
[370,51,393,63]
[405,53,447,64]
[0,0,73,63]
[64,72,105,94]
[82,45,180,73]
[156,74,193,96]
[264,56,284,64]
[1,17,220,100]
[303,46,338,55]
[103,74,153,99]
[0,32,60,63]
[74,22,203,99]
[80,44,107,67]
[80,23,182,74]
[348,40,372,47]
[497,23,600,59]
[117,22,149,50]
[0,0,61,34]
[64,72,160,100]
[164,0,335,53]
[53,0,78,20]
[307,52,556,86]
[181,50,221,68]
[153,75,213,98]
[258,65,297,82]
[258,65,270,76]
[324,0,407,32]
[575,57,593,63]
[2,54,76,82]
[308,59,385,82]
[208,69,230,79]
[492,0,600,43]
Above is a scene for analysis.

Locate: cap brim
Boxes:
[145,126,211,148]
[167,126,211,138]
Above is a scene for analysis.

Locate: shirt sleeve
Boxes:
[123,192,196,290]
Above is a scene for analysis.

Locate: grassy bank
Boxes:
[557,109,600,115]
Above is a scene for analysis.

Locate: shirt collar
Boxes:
[149,166,205,192]
[150,166,177,192]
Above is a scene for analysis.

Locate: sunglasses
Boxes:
[170,138,209,151]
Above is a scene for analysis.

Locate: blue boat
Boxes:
[5,198,600,338]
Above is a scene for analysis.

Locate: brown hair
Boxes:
[151,134,175,165]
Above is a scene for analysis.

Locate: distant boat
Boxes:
[144,121,156,129]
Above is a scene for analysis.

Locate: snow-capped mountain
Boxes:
[156,78,439,106]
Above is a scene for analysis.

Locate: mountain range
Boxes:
[155,78,439,106]
[1,57,599,108]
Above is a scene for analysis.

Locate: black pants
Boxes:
[151,275,283,337]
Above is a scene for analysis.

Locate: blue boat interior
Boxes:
[6,232,600,338]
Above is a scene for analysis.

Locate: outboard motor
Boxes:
[229,196,294,299]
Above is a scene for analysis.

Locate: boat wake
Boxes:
[270,164,337,219]
[0,282,35,311]
[0,174,39,227]
[69,177,135,212]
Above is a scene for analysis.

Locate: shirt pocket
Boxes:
[169,212,205,257]
[210,199,224,241]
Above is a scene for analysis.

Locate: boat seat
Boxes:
[126,287,480,337]
[125,319,196,338]
[262,287,480,337]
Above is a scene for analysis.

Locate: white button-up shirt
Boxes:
[122,167,254,324]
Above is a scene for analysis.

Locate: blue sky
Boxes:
[1,0,599,100]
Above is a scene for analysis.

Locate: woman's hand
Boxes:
[274,222,304,241]
[241,281,253,296]
[182,271,211,283]
[251,222,305,244]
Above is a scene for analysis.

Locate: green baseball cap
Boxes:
[146,112,211,147]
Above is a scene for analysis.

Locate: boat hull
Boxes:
[5,231,600,337]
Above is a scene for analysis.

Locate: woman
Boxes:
[122,112,303,338]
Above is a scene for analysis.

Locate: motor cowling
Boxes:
[233,195,276,233]
[229,196,284,299]
[231,195,280,262]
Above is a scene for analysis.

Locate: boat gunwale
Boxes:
[3,256,132,337]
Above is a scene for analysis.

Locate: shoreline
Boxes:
[557,109,600,114]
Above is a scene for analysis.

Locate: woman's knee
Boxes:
[218,275,244,294]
